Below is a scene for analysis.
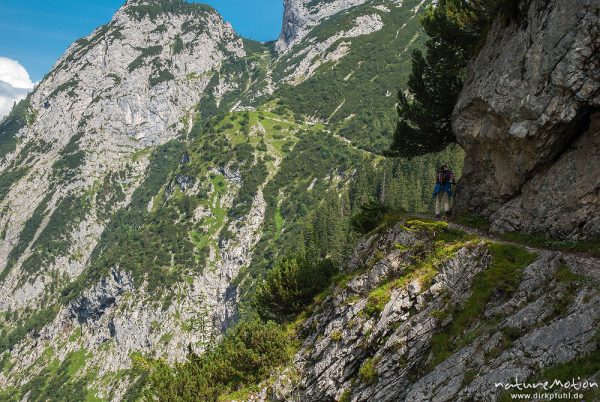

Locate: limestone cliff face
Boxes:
[453,0,600,239]
[248,221,600,402]
[276,0,381,53]
[0,1,254,398]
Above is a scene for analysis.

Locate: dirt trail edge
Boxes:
[410,213,600,283]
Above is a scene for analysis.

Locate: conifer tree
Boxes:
[389,0,524,157]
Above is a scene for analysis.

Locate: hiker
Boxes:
[433,165,455,219]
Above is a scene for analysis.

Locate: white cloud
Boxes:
[0,57,34,120]
[0,57,34,89]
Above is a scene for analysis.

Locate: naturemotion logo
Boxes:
[495,377,598,401]
[494,377,599,392]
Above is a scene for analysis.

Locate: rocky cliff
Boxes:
[247,219,600,402]
[0,1,252,398]
[276,0,380,53]
[453,0,600,240]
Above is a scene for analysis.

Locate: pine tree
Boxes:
[388,0,525,157]
[255,257,336,322]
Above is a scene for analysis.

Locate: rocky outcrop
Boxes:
[276,0,373,53]
[68,269,134,324]
[453,0,600,239]
[250,221,600,402]
[492,113,600,238]
[281,13,385,84]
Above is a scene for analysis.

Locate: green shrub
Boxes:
[172,36,184,54]
[358,357,379,385]
[255,256,337,322]
[462,369,477,387]
[145,317,295,401]
[149,68,175,87]
[339,388,352,402]
[364,285,392,317]
[128,46,163,72]
[49,79,79,99]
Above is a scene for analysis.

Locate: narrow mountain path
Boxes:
[410,213,600,282]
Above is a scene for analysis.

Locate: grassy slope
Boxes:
[272,0,429,153]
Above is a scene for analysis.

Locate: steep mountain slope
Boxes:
[0,0,454,400]
[0,0,245,312]
[276,0,376,53]
[0,1,252,398]
[246,219,600,402]
[272,0,430,152]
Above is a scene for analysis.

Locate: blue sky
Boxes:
[0,0,284,81]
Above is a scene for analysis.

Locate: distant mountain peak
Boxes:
[118,0,218,21]
[276,0,375,53]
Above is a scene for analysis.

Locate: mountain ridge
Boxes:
[1,0,598,400]
[0,0,449,399]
